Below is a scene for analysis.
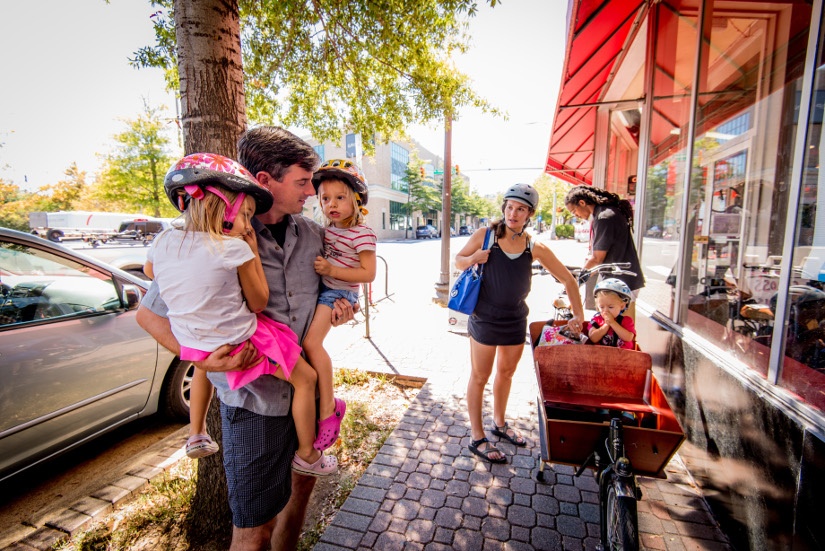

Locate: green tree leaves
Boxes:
[95,103,178,217]
[403,161,441,216]
[136,0,503,150]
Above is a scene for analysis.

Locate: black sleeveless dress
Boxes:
[467,236,533,346]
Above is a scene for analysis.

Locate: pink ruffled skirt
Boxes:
[180,313,302,390]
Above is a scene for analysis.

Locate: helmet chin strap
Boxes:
[184,184,247,233]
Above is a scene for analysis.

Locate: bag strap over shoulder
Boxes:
[478,228,493,276]
[482,228,492,250]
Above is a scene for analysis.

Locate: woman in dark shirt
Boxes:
[454,184,585,464]
[564,185,645,317]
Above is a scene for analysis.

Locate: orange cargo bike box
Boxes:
[529,321,685,478]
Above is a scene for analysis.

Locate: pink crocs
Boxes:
[292,451,338,477]
[313,397,347,451]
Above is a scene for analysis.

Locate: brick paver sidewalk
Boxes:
[317,281,732,550]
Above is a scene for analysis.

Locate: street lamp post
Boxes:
[434,113,452,306]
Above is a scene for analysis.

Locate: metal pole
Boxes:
[362,283,370,338]
[434,113,452,305]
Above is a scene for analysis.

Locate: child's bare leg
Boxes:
[185,367,220,458]
[273,357,319,462]
[303,305,335,419]
[189,367,213,437]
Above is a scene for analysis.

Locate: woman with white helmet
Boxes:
[588,278,637,349]
[454,183,585,464]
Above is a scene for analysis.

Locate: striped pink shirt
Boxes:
[322,224,377,292]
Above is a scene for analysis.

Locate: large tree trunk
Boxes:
[174,0,247,545]
[175,0,246,158]
[189,396,232,548]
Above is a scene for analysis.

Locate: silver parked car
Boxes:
[0,227,193,482]
[415,225,438,239]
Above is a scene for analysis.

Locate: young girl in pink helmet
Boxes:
[144,152,337,477]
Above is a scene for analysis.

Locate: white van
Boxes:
[574,220,590,242]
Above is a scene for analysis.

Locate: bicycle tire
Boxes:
[605,480,639,551]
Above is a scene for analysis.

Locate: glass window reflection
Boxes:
[780,32,825,407]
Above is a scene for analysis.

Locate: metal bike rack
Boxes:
[360,255,394,339]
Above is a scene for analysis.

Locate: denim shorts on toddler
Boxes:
[317,284,359,309]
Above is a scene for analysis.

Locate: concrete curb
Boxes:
[2,429,188,551]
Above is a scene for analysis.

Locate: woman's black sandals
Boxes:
[492,423,527,447]
[468,437,507,464]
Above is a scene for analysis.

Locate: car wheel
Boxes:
[47,229,64,242]
[161,358,194,421]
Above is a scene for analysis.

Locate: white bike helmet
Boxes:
[594,278,633,303]
[503,183,539,210]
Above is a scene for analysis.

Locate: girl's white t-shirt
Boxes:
[146,229,256,351]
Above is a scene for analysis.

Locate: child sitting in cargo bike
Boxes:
[587,278,636,349]
[538,278,636,349]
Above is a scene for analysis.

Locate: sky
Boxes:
[0,0,568,198]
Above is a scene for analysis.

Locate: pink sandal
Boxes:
[313,397,347,451]
[186,434,219,459]
[292,451,338,477]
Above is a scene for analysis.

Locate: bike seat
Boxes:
[740,303,774,321]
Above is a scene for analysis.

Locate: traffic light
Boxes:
[419,167,425,178]
[455,164,460,175]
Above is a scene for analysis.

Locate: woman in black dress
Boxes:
[454,184,585,463]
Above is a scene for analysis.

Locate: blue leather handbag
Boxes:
[448,228,492,315]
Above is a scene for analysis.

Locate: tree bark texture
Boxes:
[175,0,247,543]
[188,395,232,547]
[175,0,246,157]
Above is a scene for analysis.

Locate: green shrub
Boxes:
[555,224,574,239]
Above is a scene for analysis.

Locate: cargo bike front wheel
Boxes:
[596,419,640,551]
[605,481,638,550]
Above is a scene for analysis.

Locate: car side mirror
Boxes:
[121,284,142,310]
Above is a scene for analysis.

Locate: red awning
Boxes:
[545,0,647,186]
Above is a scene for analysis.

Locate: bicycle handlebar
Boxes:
[576,263,636,285]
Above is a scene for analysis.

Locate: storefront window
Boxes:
[603,15,646,200]
[640,0,698,317]
[682,0,812,377]
[779,22,825,408]
[606,108,641,198]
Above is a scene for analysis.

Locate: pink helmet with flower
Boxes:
[165,153,273,214]
[164,153,273,233]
